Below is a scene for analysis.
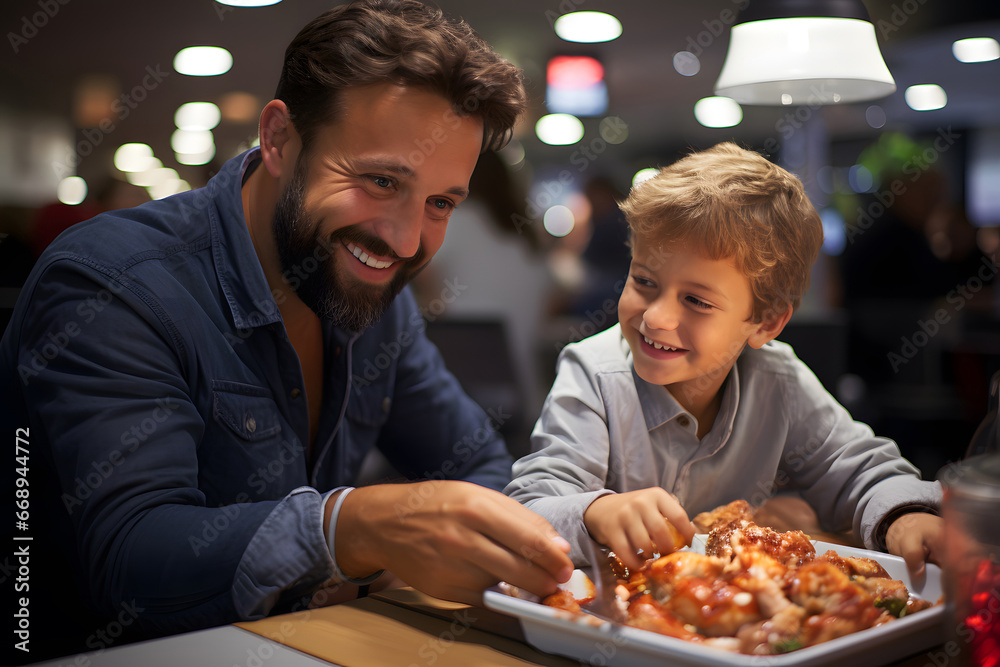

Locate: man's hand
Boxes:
[331,481,573,605]
[583,488,696,571]
[885,512,944,578]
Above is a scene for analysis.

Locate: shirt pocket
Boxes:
[212,381,283,441]
[345,377,393,429]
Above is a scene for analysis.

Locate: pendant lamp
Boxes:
[714,0,895,106]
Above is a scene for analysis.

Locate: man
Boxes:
[0,1,571,662]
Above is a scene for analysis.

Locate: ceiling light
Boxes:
[543,205,575,237]
[904,84,947,111]
[215,0,281,5]
[599,116,628,144]
[176,145,216,166]
[553,12,622,43]
[125,158,165,186]
[673,51,701,77]
[173,46,233,76]
[632,168,659,187]
[57,176,87,205]
[171,129,214,155]
[694,97,743,128]
[865,104,886,128]
[113,143,154,172]
[535,114,584,145]
[149,178,192,201]
[952,37,1000,63]
[714,0,895,105]
[175,102,221,131]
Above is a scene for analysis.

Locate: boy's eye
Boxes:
[632,275,655,288]
[685,295,713,310]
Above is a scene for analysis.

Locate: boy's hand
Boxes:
[885,512,944,578]
[583,488,696,571]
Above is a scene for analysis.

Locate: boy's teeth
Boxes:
[347,242,393,269]
[643,336,678,351]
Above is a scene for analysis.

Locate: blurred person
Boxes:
[413,150,553,443]
[550,177,631,327]
[0,1,572,662]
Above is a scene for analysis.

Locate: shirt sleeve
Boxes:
[373,289,513,491]
[777,353,943,550]
[504,344,614,565]
[13,260,334,634]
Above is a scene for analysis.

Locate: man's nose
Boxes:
[378,197,424,259]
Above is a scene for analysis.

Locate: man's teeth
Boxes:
[347,242,394,269]
[643,336,679,351]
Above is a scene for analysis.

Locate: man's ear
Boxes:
[258,99,300,180]
[747,305,793,349]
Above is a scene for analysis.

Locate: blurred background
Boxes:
[1,0,997,477]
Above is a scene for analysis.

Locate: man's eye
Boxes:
[372,176,393,189]
[427,198,455,218]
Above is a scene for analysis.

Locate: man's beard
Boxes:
[271,163,425,331]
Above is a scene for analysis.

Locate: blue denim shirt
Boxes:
[0,150,512,638]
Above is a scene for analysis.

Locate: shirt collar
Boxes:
[208,147,283,330]
[627,332,742,434]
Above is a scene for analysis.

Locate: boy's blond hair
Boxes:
[620,142,824,322]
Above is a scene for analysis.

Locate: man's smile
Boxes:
[345,241,397,270]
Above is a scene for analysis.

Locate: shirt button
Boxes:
[381,396,391,413]
[290,388,302,399]
[334,346,342,356]
[677,415,690,428]
[245,415,257,433]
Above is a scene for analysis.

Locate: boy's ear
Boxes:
[258,99,300,180]
[747,305,793,349]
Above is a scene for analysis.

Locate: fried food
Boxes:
[539,504,936,656]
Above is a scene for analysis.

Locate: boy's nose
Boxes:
[643,298,680,331]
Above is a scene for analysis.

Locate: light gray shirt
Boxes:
[505,325,941,565]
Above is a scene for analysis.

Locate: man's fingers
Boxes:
[462,489,573,583]
[459,529,570,598]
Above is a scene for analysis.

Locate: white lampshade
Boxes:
[714,1,895,106]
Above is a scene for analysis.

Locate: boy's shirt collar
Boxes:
[624,331,741,438]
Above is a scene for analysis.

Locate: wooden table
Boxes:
[234,587,947,667]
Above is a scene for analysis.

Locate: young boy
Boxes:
[506,142,943,577]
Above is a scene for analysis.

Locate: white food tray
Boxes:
[484,540,944,667]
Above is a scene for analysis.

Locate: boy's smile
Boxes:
[619,240,787,432]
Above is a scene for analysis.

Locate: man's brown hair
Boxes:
[620,142,824,321]
[275,0,526,152]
